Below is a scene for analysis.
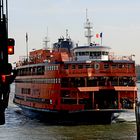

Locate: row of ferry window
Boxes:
[17,66,45,76]
[33,78,61,84]
[63,63,132,70]
[46,65,59,71]
[75,51,109,56]
[14,95,52,104]
[15,78,61,84]
[17,63,132,76]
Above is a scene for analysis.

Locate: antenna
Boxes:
[26,32,29,63]
[86,8,88,21]
[66,29,68,39]
[84,9,93,45]
[43,27,50,50]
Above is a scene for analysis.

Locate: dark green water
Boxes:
[0,83,138,140]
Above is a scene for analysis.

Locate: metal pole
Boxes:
[26,32,28,63]
[6,0,8,34]
[101,37,102,45]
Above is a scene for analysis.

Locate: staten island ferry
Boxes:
[13,18,137,124]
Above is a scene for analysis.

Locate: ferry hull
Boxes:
[15,103,123,124]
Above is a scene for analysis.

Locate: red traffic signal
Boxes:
[8,38,15,55]
[8,46,14,55]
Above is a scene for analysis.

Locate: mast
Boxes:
[43,28,50,50]
[26,32,29,63]
[84,9,93,45]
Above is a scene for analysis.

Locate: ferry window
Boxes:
[46,66,48,71]
[37,66,44,75]
[85,64,91,68]
[72,65,76,69]
[78,64,83,69]
[55,78,57,83]
[61,78,69,87]
[91,64,95,68]
[118,64,122,68]
[32,67,36,75]
[79,52,82,56]
[61,99,77,104]
[49,66,52,70]
[61,90,70,97]
[64,64,68,69]
[95,52,101,56]
[51,66,54,70]
[128,64,131,68]
[55,65,58,70]
[104,64,109,69]
[102,52,105,55]
[85,52,89,55]
[53,66,56,70]
[75,52,78,56]
[21,88,31,94]
[82,52,85,55]
[50,66,53,70]
[112,64,117,68]
[58,78,61,84]
[29,67,32,75]
[54,66,56,70]
[51,79,53,83]
[42,66,45,73]
[48,66,51,71]
[102,52,108,55]
[50,99,53,104]
[90,52,93,56]
[44,99,51,104]
[17,69,20,76]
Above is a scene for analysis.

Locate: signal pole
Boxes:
[0,0,16,125]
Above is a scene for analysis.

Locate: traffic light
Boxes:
[8,38,15,55]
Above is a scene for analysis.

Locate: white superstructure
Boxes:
[73,44,110,61]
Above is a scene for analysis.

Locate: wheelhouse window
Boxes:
[102,52,109,55]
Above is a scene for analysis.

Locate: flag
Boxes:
[96,33,99,38]
[100,32,103,38]
[26,32,28,42]
[96,32,103,38]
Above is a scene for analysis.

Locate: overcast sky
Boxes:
[8,0,140,64]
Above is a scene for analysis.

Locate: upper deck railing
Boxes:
[16,52,135,67]
[108,54,135,61]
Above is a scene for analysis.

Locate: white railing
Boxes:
[109,54,135,61]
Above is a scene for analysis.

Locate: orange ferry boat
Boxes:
[13,18,137,124]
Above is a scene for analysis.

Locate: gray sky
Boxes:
[8,0,140,64]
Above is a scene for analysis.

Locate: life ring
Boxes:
[94,63,100,70]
